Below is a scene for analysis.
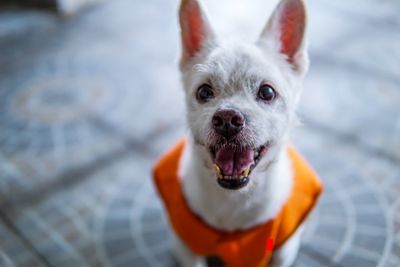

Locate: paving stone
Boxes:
[353,233,386,254]
[0,221,45,267]
[1,153,153,267]
[339,253,377,267]
[356,212,386,229]
[314,227,345,245]
[103,236,137,261]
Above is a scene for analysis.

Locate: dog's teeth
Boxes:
[242,166,251,177]
[213,164,223,178]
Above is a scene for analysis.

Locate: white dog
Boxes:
[153,0,322,266]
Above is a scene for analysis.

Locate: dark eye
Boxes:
[196,84,214,103]
[257,84,276,102]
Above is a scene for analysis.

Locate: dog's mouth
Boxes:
[209,144,268,190]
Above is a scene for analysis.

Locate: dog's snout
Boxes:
[212,109,245,138]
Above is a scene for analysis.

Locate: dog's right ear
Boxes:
[179,0,215,69]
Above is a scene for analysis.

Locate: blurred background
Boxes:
[0,0,399,266]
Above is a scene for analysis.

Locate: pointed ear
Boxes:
[259,0,308,73]
[179,0,215,68]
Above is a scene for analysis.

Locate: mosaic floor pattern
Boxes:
[0,0,399,266]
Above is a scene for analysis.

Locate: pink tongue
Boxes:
[215,145,254,177]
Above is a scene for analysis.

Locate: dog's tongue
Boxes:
[215,145,254,177]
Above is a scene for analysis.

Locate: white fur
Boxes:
[180,137,293,231]
[172,0,309,266]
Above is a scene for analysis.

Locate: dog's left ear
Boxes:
[259,0,308,75]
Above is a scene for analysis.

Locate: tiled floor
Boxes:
[0,0,399,266]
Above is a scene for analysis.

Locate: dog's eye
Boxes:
[257,84,276,102]
[196,84,214,103]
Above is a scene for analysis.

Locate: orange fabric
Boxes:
[153,139,323,267]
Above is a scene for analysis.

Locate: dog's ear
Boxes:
[259,0,308,74]
[179,0,215,68]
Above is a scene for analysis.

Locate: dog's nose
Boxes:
[212,109,245,138]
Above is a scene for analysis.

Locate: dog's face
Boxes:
[179,0,309,190]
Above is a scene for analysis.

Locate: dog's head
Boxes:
[179,0,308,190]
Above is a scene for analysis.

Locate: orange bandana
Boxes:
[153,139,323,267]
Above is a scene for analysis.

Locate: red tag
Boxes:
[266,239,274,251]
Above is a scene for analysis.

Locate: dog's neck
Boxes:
[179,137,293,231]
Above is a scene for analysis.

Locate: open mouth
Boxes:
[210,143,268,190]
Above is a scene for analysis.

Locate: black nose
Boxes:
[212,109,245,138]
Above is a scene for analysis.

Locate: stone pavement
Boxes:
[0,0,399,266]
